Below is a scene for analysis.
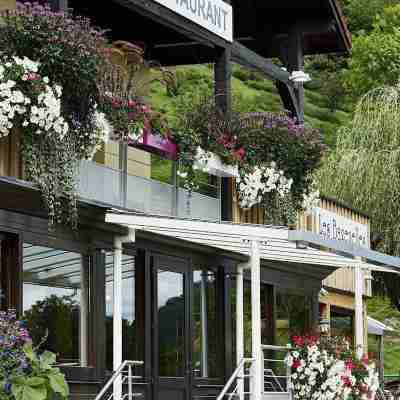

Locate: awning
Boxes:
[288,230,400,273]
[368,317,394,336]
[105,211,377,279]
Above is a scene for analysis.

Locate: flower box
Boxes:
[194,147,239,178]
[134,129,177,160]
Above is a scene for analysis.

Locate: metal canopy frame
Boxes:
[288,230,400,271]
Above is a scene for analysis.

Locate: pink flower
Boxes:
[233,146,246,161]
[128,99,137,107]
[344,359,354,370]
[292,359,301,370]
[361,353,369,367]
[292,335,304,347]
[341,376,352,387]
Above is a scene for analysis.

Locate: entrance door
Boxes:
[152,254,192,400]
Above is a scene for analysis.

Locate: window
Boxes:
[106,252,143,371]
[330,307,354,341]
[22,243,89,366]
[193,268,219,378]
[275,289,312,346]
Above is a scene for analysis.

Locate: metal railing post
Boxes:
[128,364,133,400]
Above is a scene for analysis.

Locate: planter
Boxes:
[0,128,24,179]
[194,147,239,178]
[134,129,177,160]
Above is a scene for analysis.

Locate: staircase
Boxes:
[94,360,144,400]
[217,345,292,400]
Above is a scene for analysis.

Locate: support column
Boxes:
[214,41,232,222]
[236,264,245,400]
[113,236,123,400]
[354,261,364,358]
[250,240,262,400]
[80,258,89,367]
[200,271,209,377]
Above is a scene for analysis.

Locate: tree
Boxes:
[345,5,400,98]
[315,84,400,307]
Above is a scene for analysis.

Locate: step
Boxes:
[262,392,291,400]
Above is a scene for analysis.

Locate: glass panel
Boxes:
[331,310,354,340]
[105,253,138,371]
[275,289,312,346]
[158,268,185,377]
[22,243,88,366]
[193,269,219,378]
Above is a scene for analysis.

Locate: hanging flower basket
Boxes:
[194,147,239,178]
[134,129,177,160]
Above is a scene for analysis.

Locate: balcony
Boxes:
[77,160,221,222]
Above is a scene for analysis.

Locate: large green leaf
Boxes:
[40,351,57,369]
[12,383,47,400]
[48,372,69,397]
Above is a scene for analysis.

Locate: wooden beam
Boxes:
[275,81,301,121]
[0,0,15,11]
[231,41,291,84]
[113,0,228,50]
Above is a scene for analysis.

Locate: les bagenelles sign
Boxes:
[315,208,370,249]
[153,0,233,42]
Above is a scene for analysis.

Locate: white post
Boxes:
[354,261,364,358]
[200,271,209,378]
[250,240,262,400]
[113,236,123,400]
[236,264,245,400]
[80,262,88,367]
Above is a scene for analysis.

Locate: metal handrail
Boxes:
[95,360,144,400]
[216,358,254,400]
[261,344,292,398]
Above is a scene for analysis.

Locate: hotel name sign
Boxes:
[153,0,233,42]
[315,208,370,249]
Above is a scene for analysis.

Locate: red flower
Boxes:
[128,99,137,107]
[344,359,354,370]
[292,335,304,347]
[361,353,369,366]
[341,376,352,387]
[233,146,246,161]
[292,359,301,370]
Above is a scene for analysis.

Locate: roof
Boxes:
[105,211,375,280]
[368,317,394,336]
[68,0,351,66]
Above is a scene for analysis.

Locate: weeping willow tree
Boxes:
[316,85,400,305]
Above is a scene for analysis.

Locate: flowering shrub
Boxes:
[0,311,69,400]
[0,3,112,228]
[236,163,293,209]
[173,97,325,224]
[286,335,379,400]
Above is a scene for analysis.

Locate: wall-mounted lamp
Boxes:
[289,70,311,83]
[319,318,330,334]
[296,240,308,250]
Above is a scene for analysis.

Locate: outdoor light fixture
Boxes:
[289,70,311,83]
[319,318,330,334]
[295,240,308,249]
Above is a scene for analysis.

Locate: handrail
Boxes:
[95,360,144,400]
[216,358,254,400]
[261,344,289,351]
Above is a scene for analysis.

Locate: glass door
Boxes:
[152,254,191,400]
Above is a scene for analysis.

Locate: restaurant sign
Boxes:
[153,0,233,42]
[315,208,370,249]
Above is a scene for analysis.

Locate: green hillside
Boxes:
[150,64,350,148]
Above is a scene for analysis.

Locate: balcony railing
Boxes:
[77,160,221,221]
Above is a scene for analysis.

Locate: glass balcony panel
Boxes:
[77,160,123,208]
[77,161,221,222]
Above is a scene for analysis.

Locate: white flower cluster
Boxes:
[302,189,320,214]
[0,56,68,139]
[286,343,380,400]
[237,162,293,209]
[90,110,113,159]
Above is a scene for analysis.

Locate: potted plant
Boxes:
[0,311,69,400]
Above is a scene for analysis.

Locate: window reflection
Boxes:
[22,243,88,366]
[275,289,312,346]
[158,268,185,377]
[193,269,219,378]
[106,253,139,371]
